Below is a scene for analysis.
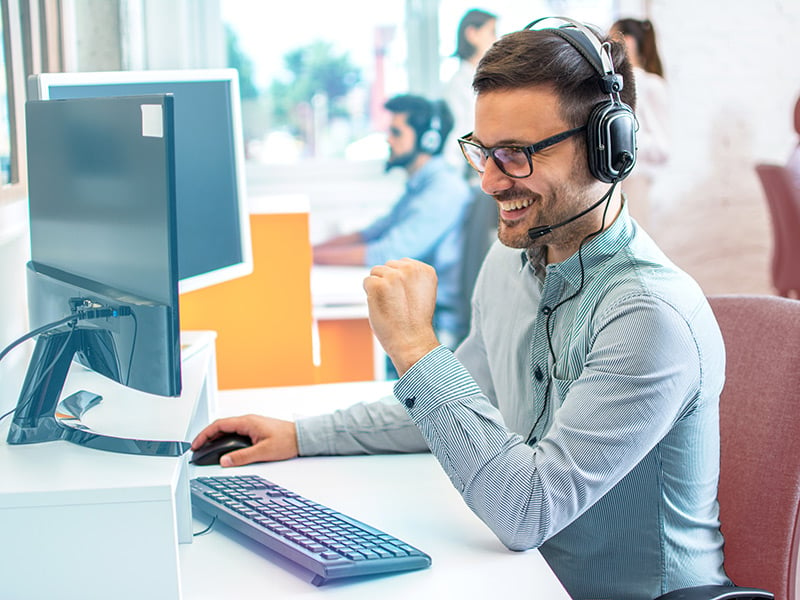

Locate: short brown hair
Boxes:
[473,27,636,130]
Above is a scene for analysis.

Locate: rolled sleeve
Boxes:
[295,397,430,456]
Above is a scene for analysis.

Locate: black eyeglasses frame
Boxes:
[458,125,587,178]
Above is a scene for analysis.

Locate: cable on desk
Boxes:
[193,515,218,537]
[0,304,136,424]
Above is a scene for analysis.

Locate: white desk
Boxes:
[0,331,218,600]
[181,381,571,599]
[311,265,371,320]
[0,362,569,599]
[311,265,387,380]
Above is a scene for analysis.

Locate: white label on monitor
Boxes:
[141,104,164,138]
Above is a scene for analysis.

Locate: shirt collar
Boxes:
[521,200,635,288]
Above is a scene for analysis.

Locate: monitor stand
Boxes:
[6,327,190,456]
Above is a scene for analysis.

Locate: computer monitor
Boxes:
[6,94,188,457]
[28,69,253,294]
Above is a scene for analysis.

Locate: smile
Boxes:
[498,196,533,212]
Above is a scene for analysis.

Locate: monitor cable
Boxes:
[0,305,135,424]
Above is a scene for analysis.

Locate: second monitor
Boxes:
[29,69,253,294]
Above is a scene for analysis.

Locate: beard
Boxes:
[385,148,418,172]
[495,179,602,252]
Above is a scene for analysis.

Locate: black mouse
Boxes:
[191,433,253,466]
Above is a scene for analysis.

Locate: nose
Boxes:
[480,155,514,196]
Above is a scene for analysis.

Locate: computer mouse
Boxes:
[191,433,253,466]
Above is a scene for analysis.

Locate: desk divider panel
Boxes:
[180,200,316,389]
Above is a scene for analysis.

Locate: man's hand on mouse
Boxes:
[191,415,299,467]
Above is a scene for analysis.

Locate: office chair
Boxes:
[754,164,800,298]
[657,294,800,600]
[454,187,498,344]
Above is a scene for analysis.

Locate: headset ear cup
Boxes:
[419,128,442,154]
[586,101,638,183]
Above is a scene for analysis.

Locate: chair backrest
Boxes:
[455,186,498,344]
[754,164,800,296]
[708,294,800,599]
[794,95,800,137]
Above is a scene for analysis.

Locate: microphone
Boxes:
[528,153,631,240]
[527,193,611,240]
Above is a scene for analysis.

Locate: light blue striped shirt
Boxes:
[297,207,730,599]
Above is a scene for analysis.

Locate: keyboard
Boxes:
[190,474,431,585]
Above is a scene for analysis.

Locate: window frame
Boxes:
[1,0,28,203]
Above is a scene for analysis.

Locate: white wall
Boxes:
[648,0,800,207]
[0,200,31,415]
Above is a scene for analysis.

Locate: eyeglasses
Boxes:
[458,125,587,178]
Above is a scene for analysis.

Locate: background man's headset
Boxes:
[417,100,444,155]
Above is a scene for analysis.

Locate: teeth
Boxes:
[499,197,533,211]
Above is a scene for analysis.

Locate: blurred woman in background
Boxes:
[443,8,497,173]
[610,18,670,229]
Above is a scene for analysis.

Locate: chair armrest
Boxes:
[655,585,774,600]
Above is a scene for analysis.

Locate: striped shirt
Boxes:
[297,207,730,599]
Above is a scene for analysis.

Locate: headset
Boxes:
[418,100,444,155]
[519,20,639,440]
[523,17,637,183]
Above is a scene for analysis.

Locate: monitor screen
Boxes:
[29,69,253,294]
[7,94,188,457]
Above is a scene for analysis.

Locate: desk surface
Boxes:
[311,265,370,319]
[182,381,571,599]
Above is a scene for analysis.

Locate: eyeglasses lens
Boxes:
[462,141,532,178]
[462,144,486,172]
[493,148,531,177]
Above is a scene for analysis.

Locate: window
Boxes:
[221,0,408,164]
[0,0,28,202]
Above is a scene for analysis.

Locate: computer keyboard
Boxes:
[190,474,431,585]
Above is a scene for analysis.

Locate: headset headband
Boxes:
[523,16,623,96]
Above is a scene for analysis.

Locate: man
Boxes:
[314,94,473,347]
[193,20,730,599]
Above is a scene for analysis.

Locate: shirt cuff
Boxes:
[295,413,337,456]
[393,345,483,421]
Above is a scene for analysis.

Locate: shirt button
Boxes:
[404,397,416,409]
[541,306,552,315]
[534,366,544,381]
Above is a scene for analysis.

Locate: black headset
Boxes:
[524,17,637,183]
[418,100,444,155]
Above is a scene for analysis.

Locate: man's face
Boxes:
[385,112,418,170]
[473,87,602,254]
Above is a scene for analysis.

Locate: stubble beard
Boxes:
[495,180,599,253]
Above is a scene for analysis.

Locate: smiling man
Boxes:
[193,19,730,600]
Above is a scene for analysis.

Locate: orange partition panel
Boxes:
[314,318,375,383]
[179,211,314,389]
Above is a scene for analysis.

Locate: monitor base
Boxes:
[6,328,190,457]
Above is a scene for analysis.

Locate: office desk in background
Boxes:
[311,265,387,381]
[182,381,571,599]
